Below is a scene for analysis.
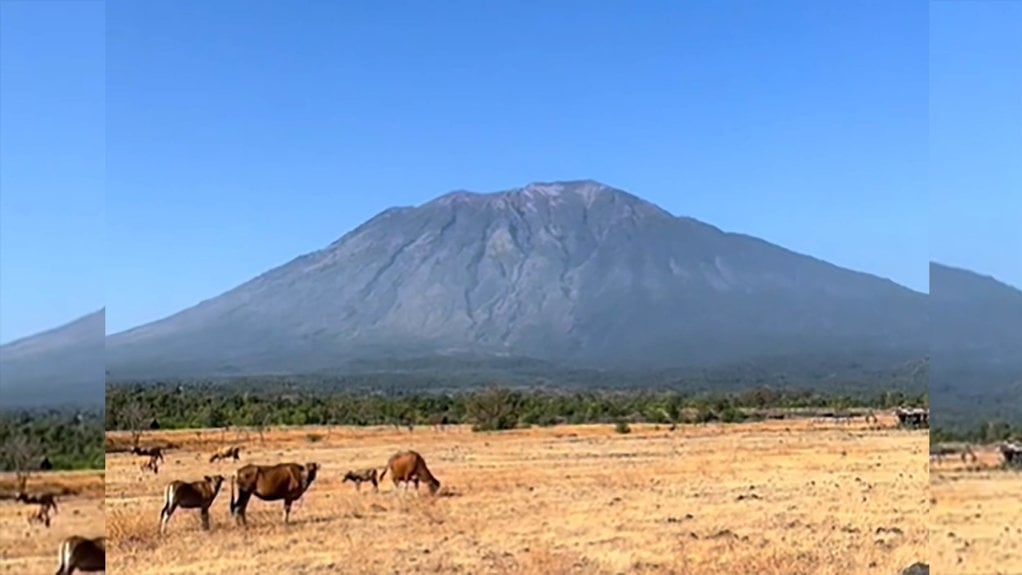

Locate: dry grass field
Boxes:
[105,416,927,575]
[930,447,1022,574]
[0,471,105,574]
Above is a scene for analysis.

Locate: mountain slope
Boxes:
[0,309,106,408]
[107,181,927,379]
[929,262,1022,427]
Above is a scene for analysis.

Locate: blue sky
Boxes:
[930,1,1021,290]
[0,0,105,344]
[105,1,929,334]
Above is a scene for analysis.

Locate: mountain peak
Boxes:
[519,179,609,195]
[429,179,673,219]
[432,179,612,203]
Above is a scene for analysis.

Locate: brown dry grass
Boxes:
[0,470,105,574]
[105,417,927,574]
[930,446,1022,574]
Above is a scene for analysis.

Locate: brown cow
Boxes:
[17,491,59,527]
[54,535,105,574]
[134,446,165,475]
[379,450,440,495]
[209,445,243,463]
[160,475,226,534]
[132,446,165,462]
[229,462,319,526]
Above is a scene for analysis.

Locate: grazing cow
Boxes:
[209,446,243,463]
[17,492,59,527]
[133,446,165,474]
[40,456,53,471]
[380,450,441,495]
[229,462,319,526]
[132,446,165,462]
[342,468,379,493]
[160,475,226,534]
[54,535,105,574]
[932,444,977,465]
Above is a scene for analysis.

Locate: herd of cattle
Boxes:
[15,404,1022,574]
[158,448,439,533]
[43,446,441,573]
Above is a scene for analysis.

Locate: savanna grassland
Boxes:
[0,471,105,574]
[930,447,1022,574]
[105,415,927,575]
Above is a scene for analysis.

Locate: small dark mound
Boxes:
[900,562,929,575]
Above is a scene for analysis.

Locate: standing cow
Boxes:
[230,462,319,526]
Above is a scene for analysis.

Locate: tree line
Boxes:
[0,408,105,472]
[106,379,928,434]
[931,421,1022,445]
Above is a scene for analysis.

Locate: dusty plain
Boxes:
[105,416,928,575]
[0,471,105,574]
[930,447,1022,574]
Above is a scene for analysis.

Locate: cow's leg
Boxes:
[283,499,293,524]
[200,507,211,530]
[233,491,251,527]
[160,500,178,534]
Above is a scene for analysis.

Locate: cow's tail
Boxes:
[379,465,388,481]
[229,474,236,515]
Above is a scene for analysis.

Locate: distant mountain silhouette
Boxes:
[930,262,1022,428]
[106,181,927,381]
[0,309,105,408]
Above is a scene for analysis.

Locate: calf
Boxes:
[342,468,380,493]
[160,475,226,534]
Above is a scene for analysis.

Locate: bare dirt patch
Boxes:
[106,418,927,574]
[930,446,1022,574]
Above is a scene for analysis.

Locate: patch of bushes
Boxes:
[0,409,104,472]
[105,380,929,436]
